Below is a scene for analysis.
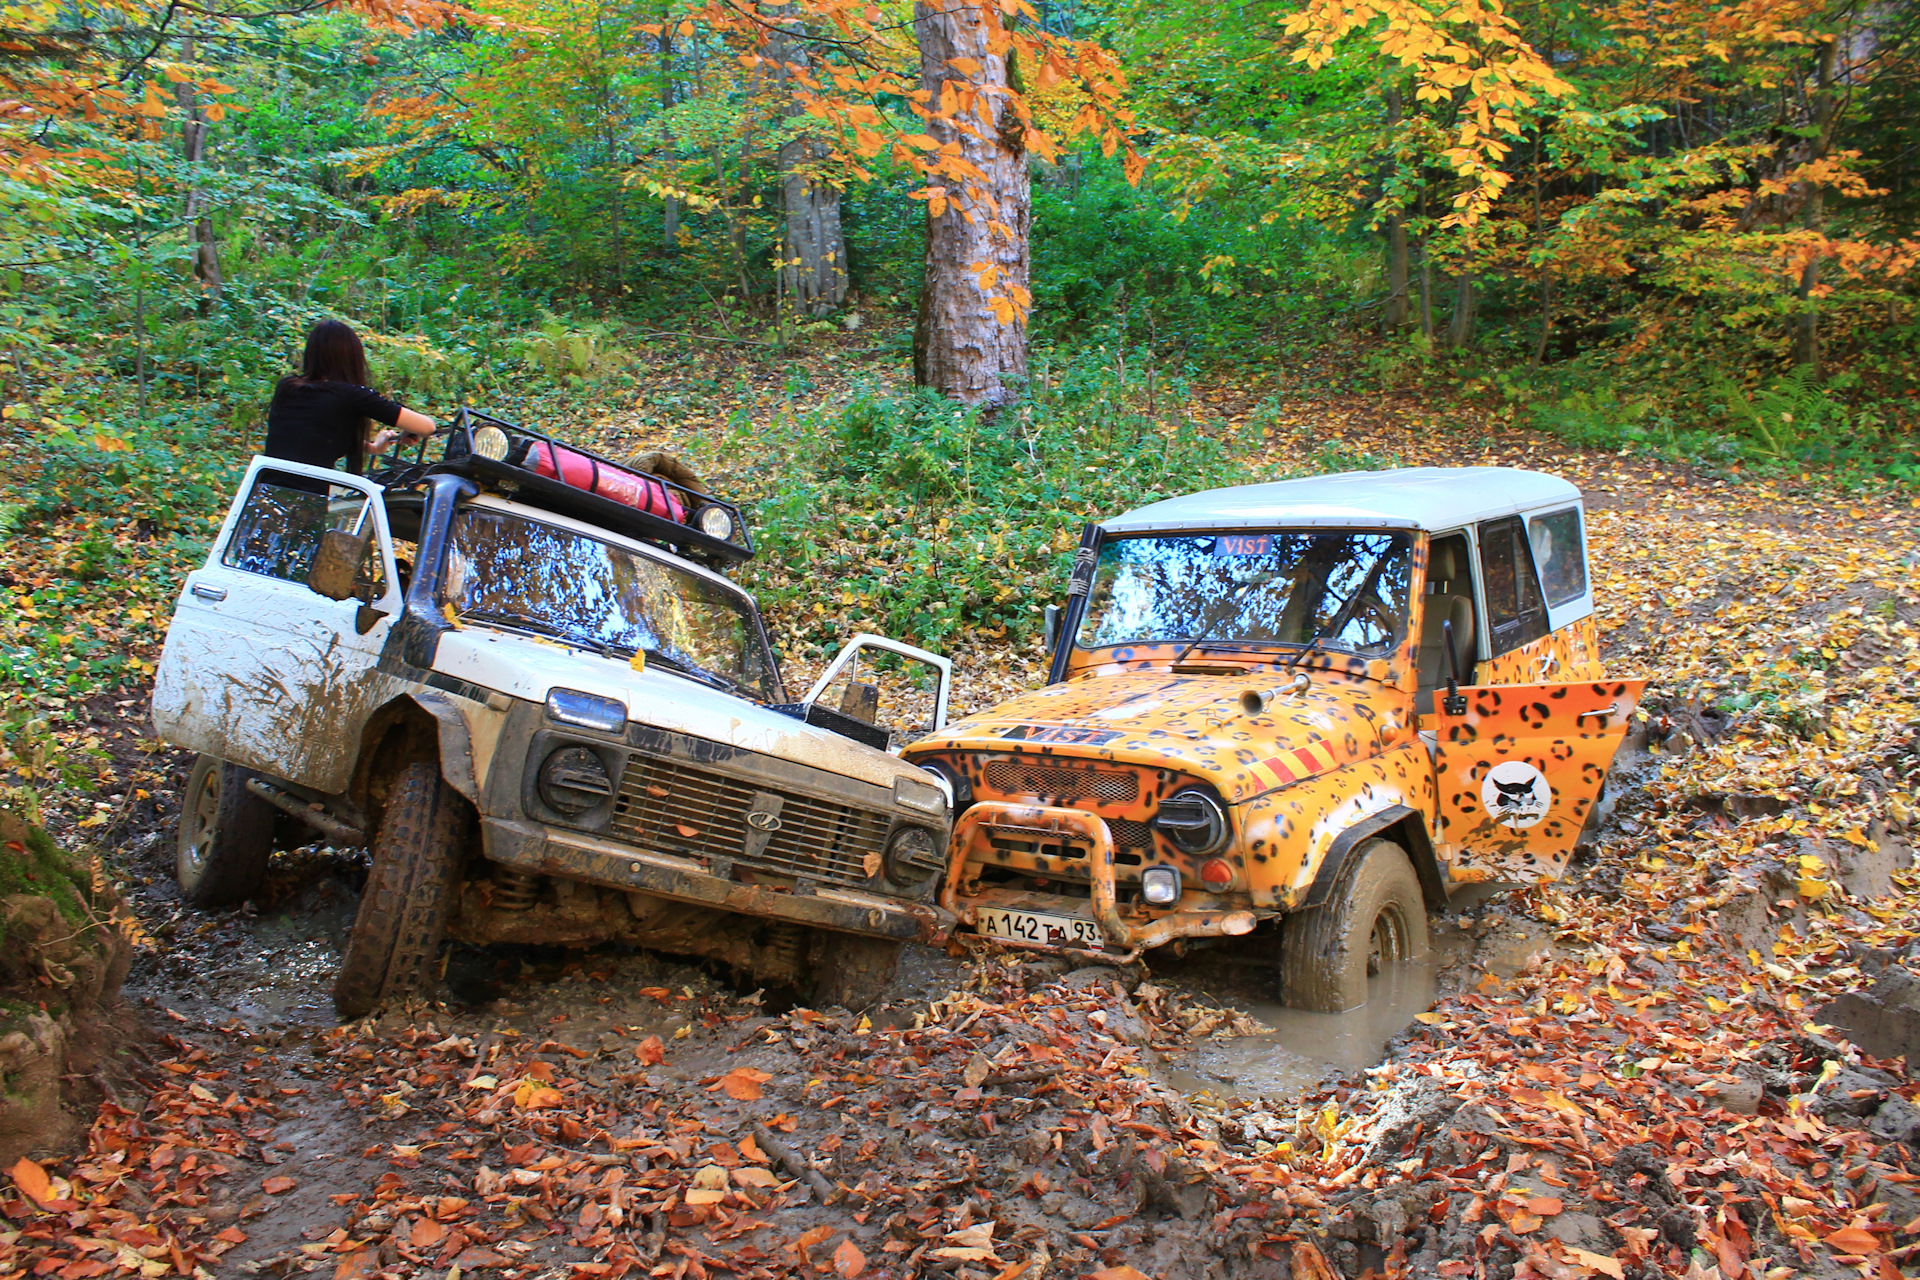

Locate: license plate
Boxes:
[973,907,1107,950]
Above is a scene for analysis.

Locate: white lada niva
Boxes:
[152,412,954,1018]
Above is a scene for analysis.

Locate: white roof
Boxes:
[1100,466,1581,534]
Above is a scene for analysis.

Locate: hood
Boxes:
[432,627,922,792]
[908,671,1407,802]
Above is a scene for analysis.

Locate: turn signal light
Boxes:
[1200,858,1234,889]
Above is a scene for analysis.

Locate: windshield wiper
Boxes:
[642,647,743,696]
[459,607,623,660]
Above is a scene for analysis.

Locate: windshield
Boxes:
[1076,531,1414,659]
[440,507,779,700]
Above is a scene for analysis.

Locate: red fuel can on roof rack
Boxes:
[526,439,687,525]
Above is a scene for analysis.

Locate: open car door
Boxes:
[1433,679,1645,884]
[801,633,952,753]
[151,458,402,793]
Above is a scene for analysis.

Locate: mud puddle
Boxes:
[1143,886,1554,1104]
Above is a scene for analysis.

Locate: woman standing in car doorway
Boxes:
[262,319,436,476]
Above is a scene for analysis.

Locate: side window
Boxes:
[1526,507,1587,607]
[223,472,381,594]
[1477,516,1548,656]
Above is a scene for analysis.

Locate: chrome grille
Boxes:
[983,760,1139,804]
[610,755,889,888]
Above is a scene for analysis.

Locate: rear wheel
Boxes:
[333,760,469,1020]
[176,755,275,907]
[1279,837,1428,1013]
[807,932,901,1010]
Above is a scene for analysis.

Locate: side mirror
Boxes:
[839,679,881,725]
[1043,604,1062,654]
[308,527,374,602]
[1441,618,1468,717]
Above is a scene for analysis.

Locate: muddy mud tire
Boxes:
[333,760,469,1020]
[1279,837,1428,1014]
[177,755,275,907]
[806,932,901,1010]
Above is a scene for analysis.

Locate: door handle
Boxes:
[1579,702,1621,719]
[191,584,227,602]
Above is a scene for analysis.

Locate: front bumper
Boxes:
[940,802,1256,960]
[483,817,952,944]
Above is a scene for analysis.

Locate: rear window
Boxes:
[1526,507,1588,607]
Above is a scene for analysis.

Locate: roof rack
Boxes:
[382,409,753,565]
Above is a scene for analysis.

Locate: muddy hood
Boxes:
[908,672,1397,799]
[433,627,923,792]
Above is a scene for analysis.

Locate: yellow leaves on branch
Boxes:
[1283,0,1571,226]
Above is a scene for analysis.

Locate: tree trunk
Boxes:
[911,1,1030,409]
[1416,180,1432,341]
[174,38,223,314]
[1445,275,1476,349]
[659,14,679,251]
[1382,85,1409,332]
[768,7,847,317]
[1792,34,1841,372]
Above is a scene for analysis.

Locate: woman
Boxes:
[262,319,436,475]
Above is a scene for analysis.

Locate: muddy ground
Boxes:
[9,404,1920,1279]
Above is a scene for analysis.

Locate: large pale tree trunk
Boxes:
[769,8,847,316]
[912,1,1030,409]
[174,37,223,314]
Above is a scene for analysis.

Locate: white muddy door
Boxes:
[152,457,400,793]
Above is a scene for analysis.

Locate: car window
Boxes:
[1526,507,1587,607]
[440,507,778,700]
[1477,516,1549,656]
[224,472,381,594]
[1077,531,1413,657]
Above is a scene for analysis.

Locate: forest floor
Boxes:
[5,343,1920,1280]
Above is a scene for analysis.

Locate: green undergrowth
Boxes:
[709,348,1274,660]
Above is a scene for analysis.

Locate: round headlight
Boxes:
[473,424,511,462]
[1152,788,1229,855]
[537,746,612,816]
[694,504,735,541]
[882,825,944,888]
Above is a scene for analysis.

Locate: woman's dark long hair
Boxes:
[279,319,375,473]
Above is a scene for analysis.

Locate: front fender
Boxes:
[405,691,482,805]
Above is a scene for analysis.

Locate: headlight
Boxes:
[1140,865,1182,906]
[546,688,627,735]
[883,825,945,888]
[693,504,736,541]
[917,759,970,810]
[1152,788,1229,855]
[472,424,511,462]
[537,746,613,816]
[892,774,948,817]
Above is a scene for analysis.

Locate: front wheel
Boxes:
[177,755,275,907]
[333,760,469,1020]
[807,932,901,1010]
[1279,837,1428,1013]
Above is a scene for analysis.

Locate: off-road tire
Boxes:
[1279,837,1428,1013]
[333,760,469,1020]
[177,755,275,907]
[807,931,901,1010]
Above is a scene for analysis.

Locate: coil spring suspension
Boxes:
[494,867,541,911]
[763,922,807,978]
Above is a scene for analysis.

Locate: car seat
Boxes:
[1416,538,1476,715]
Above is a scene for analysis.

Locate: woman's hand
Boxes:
[370,428,403,454]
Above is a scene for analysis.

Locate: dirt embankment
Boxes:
[0,812,131,1166]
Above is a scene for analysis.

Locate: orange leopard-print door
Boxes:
[1432,679,1645,884]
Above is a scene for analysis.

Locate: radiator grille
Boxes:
[610,754,890,888]
[1109,818,1155,851]
[983,760,1139,804]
